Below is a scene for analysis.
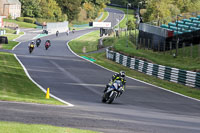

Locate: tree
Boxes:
[127,19,136,30]
[19,0,65,21]
[19,0,42,17]
[56,0,82,22]
[143,0,172,24]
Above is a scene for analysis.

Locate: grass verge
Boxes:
[1,32,24,50]
[69,30,100,53]
[68,31,200,100]
[3,19,37,28]
[0,52,63,105]
[0,32,63,105]
[111,36,200,71]
[0,121,98,133]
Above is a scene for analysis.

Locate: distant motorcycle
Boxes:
[56,31,59,37]
[36,38,41,47]
[102,80,123,104]
[45,40,51,50]
[29,44,34,53]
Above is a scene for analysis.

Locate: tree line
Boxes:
[19,0,110,22]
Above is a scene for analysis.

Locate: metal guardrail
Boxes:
[106,49,200,88]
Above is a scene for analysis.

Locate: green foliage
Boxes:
[19,0,64,21]
[19,0,110,22]
[127,19,136,30]
[110,0,200,23]
[16,17,24,22]
[23,17,36,24]
[143,0,172,23]
[56,0,82,22]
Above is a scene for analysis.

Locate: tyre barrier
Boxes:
[106,49,200,89]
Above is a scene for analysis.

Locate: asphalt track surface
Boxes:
[1,8,200,133]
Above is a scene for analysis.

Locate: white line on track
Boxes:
[63,82,148,89]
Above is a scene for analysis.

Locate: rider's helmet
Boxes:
[119,71,125,78]
[31,41,34,44]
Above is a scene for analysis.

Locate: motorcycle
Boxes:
[102,80,123,104]
[36,39,41,47]
[29,44,34,53]
[45,40,51,50]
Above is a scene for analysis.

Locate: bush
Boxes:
[24,17,36,24]
[16,17,24,22]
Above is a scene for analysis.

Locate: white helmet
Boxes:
[119,71,125,78]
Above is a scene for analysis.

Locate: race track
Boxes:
[0,8,200,133]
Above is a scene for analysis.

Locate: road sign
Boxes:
[92,22,111,28]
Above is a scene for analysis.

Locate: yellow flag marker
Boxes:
[46,88,50,99]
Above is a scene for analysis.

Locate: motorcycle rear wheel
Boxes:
[108,91,117,104]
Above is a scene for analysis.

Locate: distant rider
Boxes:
[45,40,51,46]
[29,41,35,48]
[36,38,41,46]
[56,31,59,36]
[36,38,41,44]
[104,71,126,95]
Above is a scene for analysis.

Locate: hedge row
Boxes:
[16,17,36,24]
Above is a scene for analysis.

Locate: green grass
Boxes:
[69,31,100,53]
[111,36,200,71]
[0,28,16,34]
[0,52,63,105]
[2,41,18,49]
[3,19,37,28]
[0,121,98,133]
[0,32,63,105]
[69,30,200,100]
[1,32,24,50]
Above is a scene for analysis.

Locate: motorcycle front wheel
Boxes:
[102,93,108,103]
[29,48,33,53]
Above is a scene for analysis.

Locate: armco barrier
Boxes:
[106,49,200,89]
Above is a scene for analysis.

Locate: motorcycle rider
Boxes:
[28,41,35,48]
[36,38,41,46]
[45,40,51,47]
[56,31,59,36]
[104,71,126,95]
[28,41,35,53]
